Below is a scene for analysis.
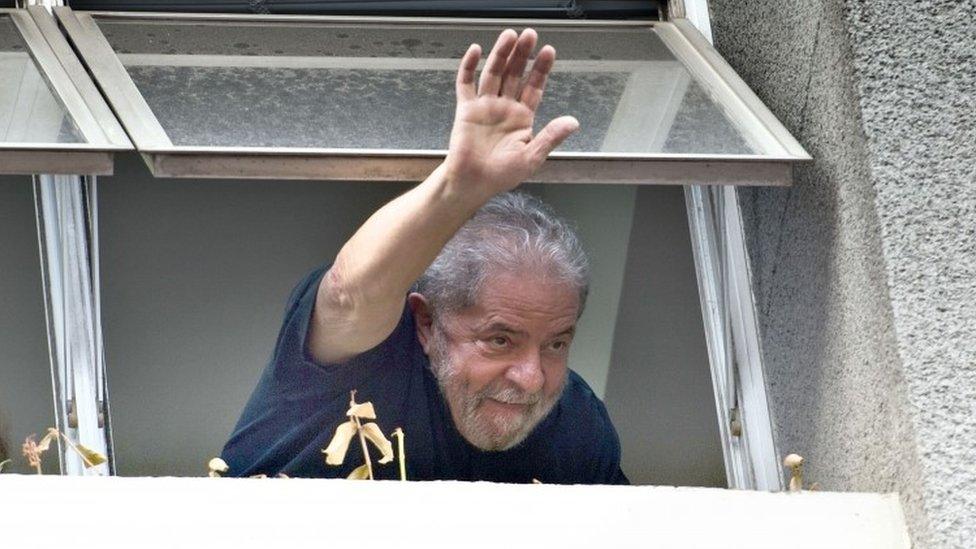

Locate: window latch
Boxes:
[730,406,743,437]
[67,398,106,429]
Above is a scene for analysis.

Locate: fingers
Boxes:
[477,29,518,97]
[501,29,538,98]
[529,116,580,163]
[456,43,481,102]
[518,45,556,111]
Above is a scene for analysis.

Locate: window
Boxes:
[57,9,807,184]
[89,170,725,485]
[3,4,810,489]
[0,8,130,174]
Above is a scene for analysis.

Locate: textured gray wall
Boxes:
[0,176,59,475]
[710,1,975,547]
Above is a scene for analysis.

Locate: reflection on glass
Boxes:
[0,177,59,476]
[95,18,754,153]
[0,16,84,144]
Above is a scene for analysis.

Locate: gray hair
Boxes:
[413,191,590,318]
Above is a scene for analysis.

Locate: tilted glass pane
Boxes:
[95,18,754,154]
[0,15,84,144]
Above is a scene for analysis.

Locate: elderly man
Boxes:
[222,28,627,484]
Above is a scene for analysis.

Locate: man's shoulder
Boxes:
[550,370,620,447]
[562,370,610,413]
[523,369,625,484]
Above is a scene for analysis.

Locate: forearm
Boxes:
[310,162,486,363]
[309,28,576,364]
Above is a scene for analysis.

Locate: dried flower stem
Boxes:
[392,428,406,481]
[352,415,374,480]
[53,430,98,469]
[52,427,102,468]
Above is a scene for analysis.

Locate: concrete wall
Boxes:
[709,1,975,546]
[0,176,59,475]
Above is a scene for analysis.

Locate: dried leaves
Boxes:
[323,421,358,466]
[19,428,107,474]
[22,430,57,474]
[359,422,394,465]
[346,464,371,480]
[202,389,409,481]
[73,443,107,468]
[322,390,405,480]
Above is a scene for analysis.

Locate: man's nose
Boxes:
[505,349,545,394]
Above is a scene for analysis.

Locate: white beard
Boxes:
[428,325,565,451]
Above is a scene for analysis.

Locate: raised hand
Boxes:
[443,28,580,200]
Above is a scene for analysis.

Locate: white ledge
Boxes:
[0,475,910,548]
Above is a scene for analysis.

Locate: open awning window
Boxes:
[0,8,130,175]
[57,8,809,184]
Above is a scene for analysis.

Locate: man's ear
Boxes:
[407,292,434,355]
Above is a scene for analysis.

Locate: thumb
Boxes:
[528,116,580,164]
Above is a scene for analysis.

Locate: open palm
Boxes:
[444,29,579,199]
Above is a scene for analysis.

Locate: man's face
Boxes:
[420,270,579,451]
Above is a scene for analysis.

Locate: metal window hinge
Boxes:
[666,0,686,20]
[730,406,743,437]
[67,399,106,429]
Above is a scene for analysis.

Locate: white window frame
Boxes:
[677,0,783,489]
[19,0,118,475]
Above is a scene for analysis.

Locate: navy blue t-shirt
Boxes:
[221,265,628,484]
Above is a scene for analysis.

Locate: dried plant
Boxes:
[21,430,57,474]
[322,390,395,480]
[391,427,407,481]
[784,453,805,492]
[208,457,229,478]
[21,428,106,474]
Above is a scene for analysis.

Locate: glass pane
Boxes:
[0,15,84,144]
[95,18,754,154]
[97,156,725,486]
[0,176,59,476]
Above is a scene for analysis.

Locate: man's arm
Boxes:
[310,28,579,364]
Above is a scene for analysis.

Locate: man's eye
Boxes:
[549,340,570,352]
[489,336,509,348]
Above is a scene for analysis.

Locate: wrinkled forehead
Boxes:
[455,269,581,331]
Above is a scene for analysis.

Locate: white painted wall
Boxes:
[0,475,912,549]
[536,184,636,398]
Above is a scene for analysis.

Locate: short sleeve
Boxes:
[220,264,419,477]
